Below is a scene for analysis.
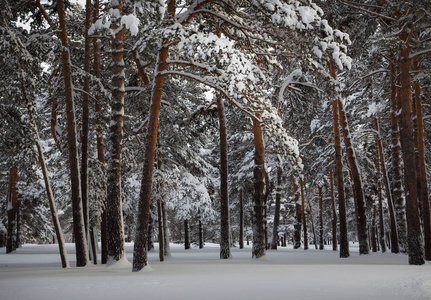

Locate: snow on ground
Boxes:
[1,242,431,300]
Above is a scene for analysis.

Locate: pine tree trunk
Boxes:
[300,179,309,250]
[57,0,88,266]
[307,198,318,250]
[292,177,301,249]
[412,58,431,261]
[337,99,369,255]
[329,170,338,251]
[161,201,171,256]
[319,186,324,250]
[22,87,69,267]
[148,205,155,251]
[133,0,176,272]
[271,168,282,250]
[239,187,244,249]
[216,94,231,259]
[89,227,97,264]
[398,32,425,265]
[329,63,349,258]
[158,199,164,262]
[374,141,386,253]
[252,114,266,258]
[371,198,378,252]
[6,168,18,254]
[15,201,21,249]
[199,219,203,249]
[184,219,190,250]
[390,62,407,253]
[374,117,399,253]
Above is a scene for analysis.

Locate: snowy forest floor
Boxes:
[1,242,431,300]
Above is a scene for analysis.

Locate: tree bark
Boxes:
[133,0,176,272]
[271,168,282,250]
[412,58,431,261]
[398,31,425,265]
[374,117,399,253]
[300,179,309,250]
[329,62,349,258]
[22,87,69,267]
[337,99,369,255]
[329,170,338,251]
[252,114,266,258]
[57,0,88,266]
[216,94,231,259]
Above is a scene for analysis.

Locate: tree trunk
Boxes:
[319,186,324,250]
[307,197,317,250]
[161,201,171,256]
[106,0,127,265]
[15,201,21,249]
[199,219,203,249]
[158,198,164,262]
[22,87,69,267]
[374,140,386,253]
[239,187,244,249]
[57,0,88,266]
[216,94,231,259]
[6,168,18,254]
[329,63,349,258]
[412,58,431,261]
[80,0,92,249]
[271,168,282,250]
[133,0,176,272]
[184,219,190,250]
[374,117,399,253]
[329,170,338,251]
[337,99,369,255]
[252,114,266,258]
[398,31,425,265]
[292,177,301,249]
[89,227,97,264]
[390,62,407,253]
[147,205,155,251]
[300,179,309,250]
[371,198,378,253]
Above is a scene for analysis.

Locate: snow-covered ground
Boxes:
[1,242,430,300]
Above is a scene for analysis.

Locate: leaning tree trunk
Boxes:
[412,58,431,261]
[329,170,338,251]
[329,63,349,258]
[398,31,425,265]
[106,0,127,264]
[57,0,88,266]
[22,85,69,268]
[374,117,399,253]
[216,94,231,259]
[6,168,18,254]
[133,0,176,272]
[337,99,369,255]
[80,0,92,247]
[390,62,407,253]
[271,167,282,250]
[92,0,107,264]
[300,179,309,250]
[252,114,266,258]
[292,177,302,249]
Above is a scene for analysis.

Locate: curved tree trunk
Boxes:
[252,114,266,258]
[329,62,349,258]
[398,31,425,265]
[216,94,231,259]
[57,0,89,266]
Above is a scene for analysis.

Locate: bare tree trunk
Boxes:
[92,0,107,265]
[329,63,349,258]
[390,62,407,253]
[329,170,338,251]
[199,219,203,249]
[319,186,324,250]
[184,219,190,250]
[133,0,176,272]
[412,58,431,261]
[374,117,399,253]
[271,168,282,250]
[337,99,369,255]
[6,168,18,254]
[300,179,309,250]
[57,0,88,266]
[22,87,69,267]
[252,114,266,258]
[398,32,425,265]
[216,94,231,259]
[158,199,164,262]
[239,187,244,249]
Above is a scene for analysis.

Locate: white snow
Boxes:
[1,243,431,299]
